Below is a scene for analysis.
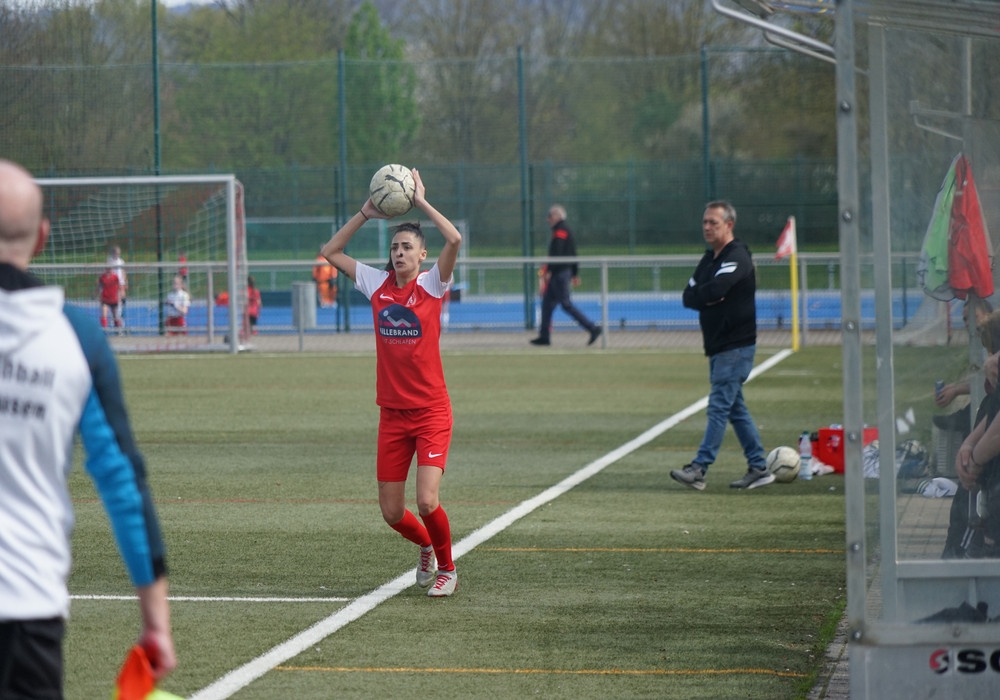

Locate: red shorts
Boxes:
[377,403,453,482]
[166,316,186,334]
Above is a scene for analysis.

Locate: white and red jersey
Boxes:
[107,253,127,290]
[354,262,451,410]
[98,270,121,305]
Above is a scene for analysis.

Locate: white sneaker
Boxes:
[427,569,457,597]
[416,546,436,588]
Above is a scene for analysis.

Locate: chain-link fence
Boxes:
[2,34,836,253]
[26,251,941,353]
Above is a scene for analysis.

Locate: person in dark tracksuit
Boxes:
[670,200,772,492]
[530,204,602,347]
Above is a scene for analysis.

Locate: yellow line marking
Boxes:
[276,665,806,678]
[477,546,843,554]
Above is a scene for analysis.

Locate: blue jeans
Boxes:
[694,345,766,472]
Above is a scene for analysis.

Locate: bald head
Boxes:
[0,159,48,269]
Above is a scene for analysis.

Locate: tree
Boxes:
[342,1,418,165]
[580,0,754,57]
[0,0,158,174]
[398,0,537,164]
[162,0,349,169]
[165,0,354,62]
[396,0,774,164]
[162,0,416,170]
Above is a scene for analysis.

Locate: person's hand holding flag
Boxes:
[112,645,183,700]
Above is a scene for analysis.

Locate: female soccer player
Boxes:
[320,169,462,597]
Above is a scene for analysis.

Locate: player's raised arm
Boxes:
[410,168,462,283]
[321,199,388,282]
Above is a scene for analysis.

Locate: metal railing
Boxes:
[31,251,942,351]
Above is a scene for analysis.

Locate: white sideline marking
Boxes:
[189,348,794,700]
[72,595,350,603]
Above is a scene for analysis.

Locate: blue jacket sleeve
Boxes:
[64,305,167,585]
[78,389,157,585]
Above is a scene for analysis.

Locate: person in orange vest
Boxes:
[247,275,262,334]
[313,254,338,307]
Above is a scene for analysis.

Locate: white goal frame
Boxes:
[31,174,247,354]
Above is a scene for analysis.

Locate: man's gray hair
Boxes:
[705,200,736,225]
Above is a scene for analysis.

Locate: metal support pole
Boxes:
[518,46,534,329]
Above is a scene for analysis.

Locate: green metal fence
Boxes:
[1,8,838,254]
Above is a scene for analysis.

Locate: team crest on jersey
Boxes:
[378,304,421,338]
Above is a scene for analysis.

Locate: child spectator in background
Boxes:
[106,244,128,325]
[97,265,123,330]
[165,275,190,335]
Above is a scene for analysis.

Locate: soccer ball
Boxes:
[766,446,801,483]
[369,164,415,218]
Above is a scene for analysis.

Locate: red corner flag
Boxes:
[775,216,797,260]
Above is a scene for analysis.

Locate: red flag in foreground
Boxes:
[113,645,183,700]
[919,153,994,300]
[775,216,797,260]
[948,154,994,300]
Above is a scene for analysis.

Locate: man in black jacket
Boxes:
[670,200,772,491]
[530,205,601,347]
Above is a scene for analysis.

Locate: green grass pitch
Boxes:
[63,346,867,699]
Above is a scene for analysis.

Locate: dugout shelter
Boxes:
[719,1,1000,698]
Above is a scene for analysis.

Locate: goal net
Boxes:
[30,174,249,353]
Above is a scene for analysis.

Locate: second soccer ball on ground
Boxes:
[766,445,802,483]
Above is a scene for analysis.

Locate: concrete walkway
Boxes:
[809,617,850,699]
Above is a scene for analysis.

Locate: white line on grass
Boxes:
[189,348,794,700]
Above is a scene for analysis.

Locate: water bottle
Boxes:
[799,431,813,480]
[935,380,945,400]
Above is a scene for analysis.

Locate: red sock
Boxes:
[421,505,454,571]
[100,317,107,328]
[389,509,431,547]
